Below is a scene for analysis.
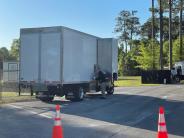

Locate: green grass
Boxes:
[1,92,34,97]
[1,92,18,97]
[180,80,184,84]
[0,92,36,104]
[115,76,160,87]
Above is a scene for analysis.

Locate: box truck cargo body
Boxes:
[97,38,118,74]
[20,26,118,101]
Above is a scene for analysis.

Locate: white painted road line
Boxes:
[7,104,53,119]
[7,104,117,128]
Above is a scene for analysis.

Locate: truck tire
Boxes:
[107,85,114,95]
[36,92,54,102]
[39,96,54,102]
[65,88,85,102]
[43,96,54,102]
[74,88,85,101]
[175,76,180,83]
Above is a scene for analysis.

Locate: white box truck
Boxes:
[171,61,184,83]
[19,26,118,101]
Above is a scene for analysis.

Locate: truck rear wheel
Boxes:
[107,85,114,95]
[36,92,54,102]
[37,96,54,102]
[65,88,85,102]
[43,96,54,102]
[175,76,180,83]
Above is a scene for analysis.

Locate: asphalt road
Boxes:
[0,85,184,138]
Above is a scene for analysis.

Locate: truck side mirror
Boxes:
[113,73,118,81]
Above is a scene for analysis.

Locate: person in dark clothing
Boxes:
[98,70,107,99]
[98,70,106,82]
[177,66,182,76]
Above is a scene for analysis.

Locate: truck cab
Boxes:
[171,61,184,83]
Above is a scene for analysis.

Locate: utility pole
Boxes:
[180,0,183,60]
[159,0,164,70]
[0,59,2,101]
[169,0,173,70]
[152,0,155,39]
[152,0,155,69]
[130,10,137,50]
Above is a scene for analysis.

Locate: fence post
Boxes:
[18,83,21,96]
[0,61,3,100]
[30,85,33,96]
[0,82,2,101]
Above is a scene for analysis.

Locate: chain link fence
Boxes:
[0,61,35,103]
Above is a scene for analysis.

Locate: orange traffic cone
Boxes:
[52,105,63,138]
[157,106,168,138]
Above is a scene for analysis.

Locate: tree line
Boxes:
[0,0,183,76]
[115,0,184,76]
[0,39,20,62]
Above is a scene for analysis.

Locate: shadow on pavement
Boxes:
[46,93,184,137]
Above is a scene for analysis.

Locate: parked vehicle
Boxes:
[171,61,184,83]
[19,26,118,101]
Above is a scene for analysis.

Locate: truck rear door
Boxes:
[40,31,61,83]
[20,32,39,82]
